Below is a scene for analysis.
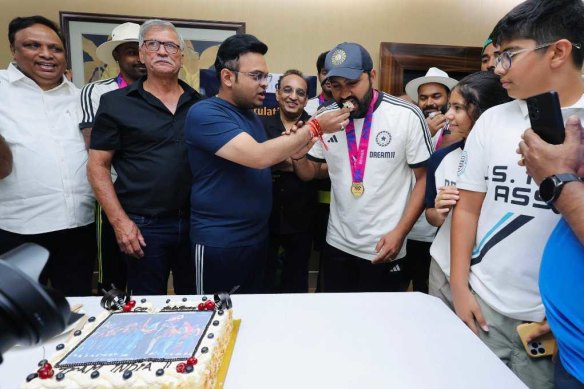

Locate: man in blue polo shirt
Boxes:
[185,34,348,294]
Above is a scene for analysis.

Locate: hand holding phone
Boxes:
[516,321,556,358]
[526,91,565,145]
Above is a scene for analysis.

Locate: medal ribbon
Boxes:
[115,73,129,89]
[345,90,378,185]
[318,93,326,105]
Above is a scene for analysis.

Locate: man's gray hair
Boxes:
[139,19,185,50]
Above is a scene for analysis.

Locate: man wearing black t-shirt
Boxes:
[262,70,317,293]
[88,20,201,295]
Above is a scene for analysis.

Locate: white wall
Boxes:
[0,0,524,84]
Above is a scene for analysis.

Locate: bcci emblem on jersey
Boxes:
[375,131,392,147]
[458,150,468,176]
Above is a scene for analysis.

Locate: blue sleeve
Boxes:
[185,101,243,153]
[425,153,439,209]
[424,141,464,208]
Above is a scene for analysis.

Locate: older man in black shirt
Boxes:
[88,19,201,295]
[262,70,317,292]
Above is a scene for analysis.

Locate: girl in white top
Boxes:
[424,72,512,308]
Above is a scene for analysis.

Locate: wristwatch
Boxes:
[539,173,582,205]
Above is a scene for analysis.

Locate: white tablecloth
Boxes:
[0,292,526,388]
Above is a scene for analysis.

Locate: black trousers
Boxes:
[0,224,96,296]
[194,239,267,295]
[96,207,126,291]
[314,201,330,293]
[266,231,312,293]
[401,239,432,294]
[320,243,409,293]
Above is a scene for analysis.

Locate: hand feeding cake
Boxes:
[22,296,234,389]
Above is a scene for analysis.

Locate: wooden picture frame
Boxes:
[379,42,482,97]
[59,11,245,88]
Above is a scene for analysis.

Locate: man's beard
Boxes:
[339,85,373,119]
[321,83,333,99]
[233,90,264,109]
[234,96,259,109]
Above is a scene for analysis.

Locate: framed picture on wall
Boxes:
[59,11,245,90]
[379,42,482,97]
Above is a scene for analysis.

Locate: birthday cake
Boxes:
[22,296,234,388]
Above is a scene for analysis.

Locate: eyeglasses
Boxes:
[495,41,581,70]
[278,86,307,98]
[142,40,181,54]
[229,70,272,83]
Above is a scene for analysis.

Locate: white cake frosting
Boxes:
[22,298,234,389]
[342,101,355,110]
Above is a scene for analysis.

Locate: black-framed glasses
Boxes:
[229,69,272,83]
[278,86,307,98]
[495,41,582,70]
[142,40,181,54]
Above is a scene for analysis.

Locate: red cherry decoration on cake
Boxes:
[197,303,205,310]
[205,300,215,310]
[38,369,51,379]
[186,357,198,366]
[128,300,136,307]
[176,363,186,373]
[37,361,55,379]
[122,304,132,312]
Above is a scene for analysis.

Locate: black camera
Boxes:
[0,243,82,363]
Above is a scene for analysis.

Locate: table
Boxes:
[0,293,526,388]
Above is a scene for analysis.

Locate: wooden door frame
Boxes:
[379,42,482,96]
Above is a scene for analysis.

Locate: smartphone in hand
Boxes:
[516,322,556,358]
[526,91,565,145]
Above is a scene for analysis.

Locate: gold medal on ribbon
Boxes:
[351,182,364,198]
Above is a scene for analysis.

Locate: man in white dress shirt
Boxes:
[0,16,95,296]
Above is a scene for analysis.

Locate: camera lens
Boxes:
[528,101,540,121]
[0,244,82,363]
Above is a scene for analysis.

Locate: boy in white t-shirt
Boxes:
[450,0,584,387]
